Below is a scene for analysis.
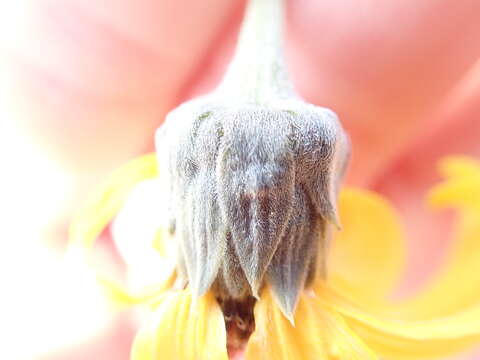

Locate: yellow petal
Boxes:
[67,153,162,307]
[69,153,158,250]
[319,282,480,360]
[329,188,406,301]
[111,178,173,263]
[392,210,480,318]
[437,156,480,179]
[429,157,480,212]
[429,176,480,212]
[95,269,176,308]
[131,291,228,360]
[111,178,177,295]
[388,157,480,318]
[245,287,377,360]
[129,295,169,360]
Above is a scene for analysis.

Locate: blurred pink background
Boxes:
[2,0,480,359]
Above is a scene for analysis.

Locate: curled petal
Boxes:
[95,267,176,309]
[329,188,406,301]
[111,178,177,294]
[131,291,228,360]
[68,153,163,306]
[245,287,377,360]
[392,210,480,319]
[69,153,158,250]
[428,166,480,212]
[319,283,480,360]
[390,157,480,318]
[437,156,480,179]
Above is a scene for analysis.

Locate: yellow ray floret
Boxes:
[329,188,406,303]
[318,282,480,360]
[131,290,228,360]
[69,153,158,251]
[68,153,161,307]
[245,287,377,360]
[386,156,480,318]
[428,156,480,212]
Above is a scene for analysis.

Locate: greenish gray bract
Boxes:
[154,0,350,322]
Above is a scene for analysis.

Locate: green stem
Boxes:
[216,0,294,103]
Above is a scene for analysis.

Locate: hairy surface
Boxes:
[156,96,349,319]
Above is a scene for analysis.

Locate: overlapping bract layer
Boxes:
[157,97,349,318]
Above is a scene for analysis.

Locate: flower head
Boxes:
[67,0,480,358]
[69,154,480,359]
